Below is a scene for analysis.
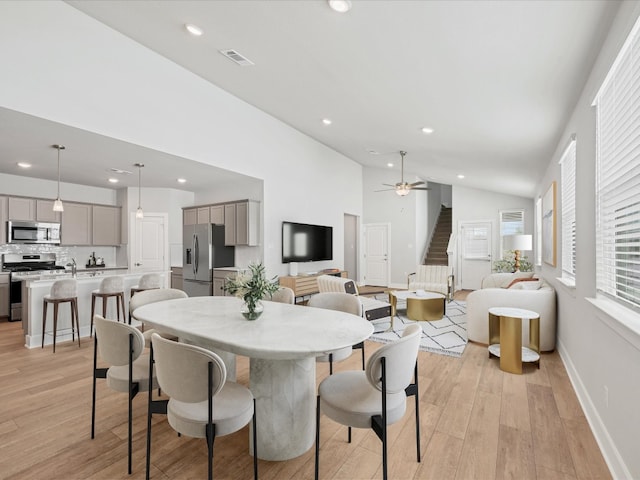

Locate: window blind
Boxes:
[595,17,640,310]
[560,139,576,279]
[499,210,524,258]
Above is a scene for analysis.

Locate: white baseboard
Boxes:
[557,339,630,479]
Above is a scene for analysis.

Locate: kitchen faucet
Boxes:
[67,258,77,277]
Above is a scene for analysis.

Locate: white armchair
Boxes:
[407,265,454,301]
[316,275,392,321]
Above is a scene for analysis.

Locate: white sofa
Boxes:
[466,272,556,352]
[316,275,392,321]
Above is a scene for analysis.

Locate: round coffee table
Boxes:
[388,290,446,322]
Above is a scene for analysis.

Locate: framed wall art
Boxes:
[542,181,556,266]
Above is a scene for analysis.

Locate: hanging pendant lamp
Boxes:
[52,144,65,212]
[135,163,144,219]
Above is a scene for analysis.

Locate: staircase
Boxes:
[424,206,452,265]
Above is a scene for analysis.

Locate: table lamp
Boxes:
[504,234,533,272]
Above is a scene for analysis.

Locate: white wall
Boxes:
[452,185,534,286]
[536,2,640,478]
[0,1,363,278]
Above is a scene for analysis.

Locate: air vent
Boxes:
[219,49,254,66]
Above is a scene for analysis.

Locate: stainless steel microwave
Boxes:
[7,220,61,244]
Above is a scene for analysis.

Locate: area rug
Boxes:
[369,297,467,358]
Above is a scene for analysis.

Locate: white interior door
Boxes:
[364,223,390,287]
[459,221,492,290]
[130,213,168,272]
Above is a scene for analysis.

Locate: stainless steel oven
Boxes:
[2,253,65,322]
[7,220,61,244]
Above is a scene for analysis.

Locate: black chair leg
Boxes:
[315,395,321,480]
[329,353,333,375]
[252,399,258,480]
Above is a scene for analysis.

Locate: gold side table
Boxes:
[488,307,540,374]
[389,290,446,323]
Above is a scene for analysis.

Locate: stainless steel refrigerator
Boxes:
[183,224,235,296]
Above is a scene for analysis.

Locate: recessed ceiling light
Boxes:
[108,178,119,184]
[322,118,332,125]
[185,23,203,36]
[421,127,434,134]
[17,162,31,168]
[387,163,394,168]
[328,0,352,13]
[457,174,465,179]
[108,167,133,175]
[177,178,187,183]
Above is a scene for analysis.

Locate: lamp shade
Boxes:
[504,234,532,251]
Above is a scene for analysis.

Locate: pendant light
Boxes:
[52,144,65,212]
[135,163,144,219]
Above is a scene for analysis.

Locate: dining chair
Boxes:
[315,323,422,480]
[307,292,364,374]
[91,314,157,475]
[145,333,257,480]
[269,286,295,304]
[128,287,188,327]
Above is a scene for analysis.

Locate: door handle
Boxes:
[194,234,199,274]
[135,262,142,267]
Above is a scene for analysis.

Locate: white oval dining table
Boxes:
[133,295,374,461]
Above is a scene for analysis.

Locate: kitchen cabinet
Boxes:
[61,202,92,245]
[224,204,236,245]
[213,268,239,297]
[171,267,183,290]
[36,199,61,222]
[0,273,8,317]
[183,208,197,226]
[210,205,224,225]
[235,200,259,246]
[8,197,35,221]
[0,196,7,244]
[92,205,121,245]
[197,207,210,224]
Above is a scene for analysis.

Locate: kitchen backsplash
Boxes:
[0,244,119,268]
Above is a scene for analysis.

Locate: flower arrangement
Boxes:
[223,262,280,319]
[493,250,533,273]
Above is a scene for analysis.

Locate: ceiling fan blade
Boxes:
[409,181,425,187]
[375,188,396,192]
[410,187,430,191]
[381,183,396,187]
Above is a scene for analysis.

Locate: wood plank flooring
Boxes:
[0,294,610,480]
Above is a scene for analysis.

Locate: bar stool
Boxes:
[42,279,80,353]
[90,276,125,336]
[129,273,162,297]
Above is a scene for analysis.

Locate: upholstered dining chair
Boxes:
[307,292,364,374]
[128,287,188,327]
[269,286,295,304]
[92,315,157,475]
[145,333,257,480]
[315,323,422,480]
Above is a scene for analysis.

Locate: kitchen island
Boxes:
[21,270,169,348]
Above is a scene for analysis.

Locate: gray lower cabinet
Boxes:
[0,273,9,317]
[213,269,239,296]
[171,267,183,290]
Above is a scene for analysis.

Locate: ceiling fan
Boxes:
[376,151,429,196]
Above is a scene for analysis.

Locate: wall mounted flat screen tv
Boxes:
[282,221,333,263]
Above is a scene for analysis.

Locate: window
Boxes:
[594,17,640,311]
[560,137,576,280]
[499,210,524,258]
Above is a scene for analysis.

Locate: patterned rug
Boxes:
[368,297,467,358]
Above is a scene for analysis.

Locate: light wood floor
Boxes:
[0,294,611,480]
